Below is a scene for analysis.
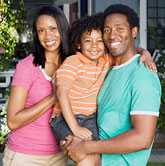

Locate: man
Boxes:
[67,4,161,166]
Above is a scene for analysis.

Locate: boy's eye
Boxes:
[84,39,91,42]
[50,26,57,31]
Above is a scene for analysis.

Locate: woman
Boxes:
[3,5,69,166]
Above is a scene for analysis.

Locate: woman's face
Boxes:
[36,15,61,53]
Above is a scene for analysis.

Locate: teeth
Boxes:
[110,42,120,46]
[45,40,56,46]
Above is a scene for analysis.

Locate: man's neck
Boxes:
[114,49,136,66]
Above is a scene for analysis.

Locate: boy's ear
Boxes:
[77,44,81,50]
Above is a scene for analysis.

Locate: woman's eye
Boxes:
[37,29,44,33]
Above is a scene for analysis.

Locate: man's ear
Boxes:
[132,27,138,39]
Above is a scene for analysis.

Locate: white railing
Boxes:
[0,70,14,111]
[0,70,14,88]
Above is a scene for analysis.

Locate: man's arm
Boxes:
[68,115,157,162]
[85,115,157,154]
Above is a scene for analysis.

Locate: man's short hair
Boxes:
[104,4,139,29]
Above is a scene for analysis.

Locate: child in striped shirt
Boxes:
[51,13,156,166]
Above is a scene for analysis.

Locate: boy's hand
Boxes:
[72,125,92,140]
[51,106,61,119]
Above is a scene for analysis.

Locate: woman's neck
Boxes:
[44,51,61,77]
[45,51,60,66]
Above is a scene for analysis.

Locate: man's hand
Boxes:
[67,140,88,163]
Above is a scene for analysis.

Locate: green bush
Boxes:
[156,50,165,130]
[157,79,165,130]
[0,0,25,71]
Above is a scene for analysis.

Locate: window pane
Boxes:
[158,8,165,17]
[158,0,165,7]
[148,18,157,27]
[148,8,157,17]
[147,0,157,7]
[158,19,165,27]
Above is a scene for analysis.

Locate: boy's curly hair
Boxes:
[69,13,104,55]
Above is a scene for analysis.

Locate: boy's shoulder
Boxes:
[64,53,83,65]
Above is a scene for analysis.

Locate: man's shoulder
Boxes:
[134,63,159,81]
[132,63,161,91]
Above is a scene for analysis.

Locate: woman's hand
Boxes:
[139,49,157,72]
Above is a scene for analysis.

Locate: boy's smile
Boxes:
[79,29,105,62]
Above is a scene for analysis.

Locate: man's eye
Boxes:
[104,28,110,33]
[117,27,125,31]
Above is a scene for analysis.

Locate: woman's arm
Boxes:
[137,48,157,72]
[7,86,55,130]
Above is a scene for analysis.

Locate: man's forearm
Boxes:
[85,129,154,154]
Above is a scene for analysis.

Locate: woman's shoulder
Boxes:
[16,54,38,70]
[18,54,34,66]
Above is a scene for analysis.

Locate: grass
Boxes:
[147,163,165,166]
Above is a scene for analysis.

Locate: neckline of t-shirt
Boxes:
[39,66,52,81]
[112,54,140,70]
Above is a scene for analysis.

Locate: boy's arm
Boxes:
[57,85,92,140]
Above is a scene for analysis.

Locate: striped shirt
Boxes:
[56,52,110,116]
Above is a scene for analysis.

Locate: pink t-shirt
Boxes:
[7,55,60,155]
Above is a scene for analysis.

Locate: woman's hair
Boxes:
[69,13,104,55]
[32,5,70,67]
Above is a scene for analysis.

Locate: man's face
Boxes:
[103,13,137,57]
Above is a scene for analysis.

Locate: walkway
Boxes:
[0,149,165,166]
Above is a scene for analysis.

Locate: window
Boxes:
[147,0,165,51]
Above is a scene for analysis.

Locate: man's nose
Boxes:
[109,28,117,39]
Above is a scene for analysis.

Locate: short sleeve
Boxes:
[12,58,34,90]
[56,56,78,88]
[130,68,161,116]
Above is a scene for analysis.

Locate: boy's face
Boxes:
[79,29,105,61]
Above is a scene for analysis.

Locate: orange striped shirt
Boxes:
[56,52,110,116]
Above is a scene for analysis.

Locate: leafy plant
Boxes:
[154,50,165,130]
[0,0,25,71]
[0,100,10,146]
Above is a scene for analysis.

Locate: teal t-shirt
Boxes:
[97,54,161,166]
